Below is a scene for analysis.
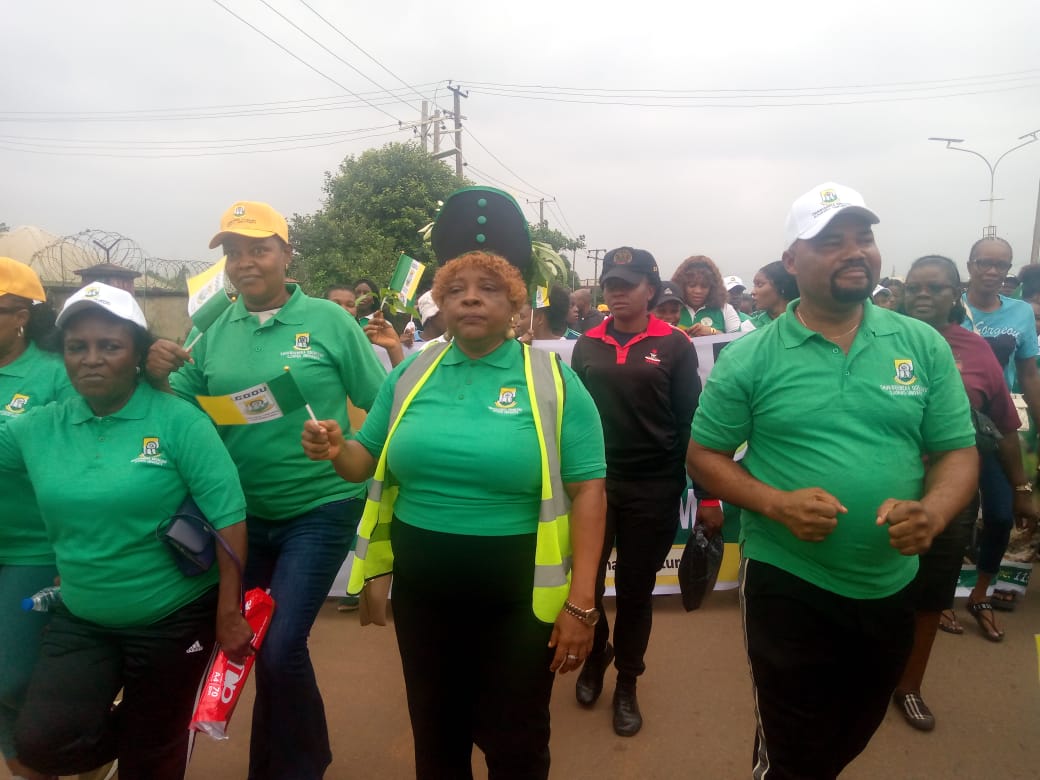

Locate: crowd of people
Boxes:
[0,180,1036,780]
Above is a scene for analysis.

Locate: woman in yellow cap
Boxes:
[146,202,388,780]
[0,258,73,780]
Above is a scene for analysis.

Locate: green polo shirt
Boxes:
[749,310,775,328]
[171,285,387,520]
[356,340,606,536]
[0,343,76,565]
[692,300,975,598]
[0,383,246,626]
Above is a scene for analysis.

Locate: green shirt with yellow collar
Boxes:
[171,284,387,520]
[692,299,975,598]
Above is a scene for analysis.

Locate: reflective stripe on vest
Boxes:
[347,341,572,623]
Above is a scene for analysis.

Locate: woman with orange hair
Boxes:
[303,249,606,779]
[671,255,746,336]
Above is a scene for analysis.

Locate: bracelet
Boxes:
[699,499,721,508]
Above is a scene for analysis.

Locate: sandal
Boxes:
[938,609,964,635]
[991,588,1017,612]
[966,600,1005,642]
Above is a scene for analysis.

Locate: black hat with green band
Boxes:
[431,186,532,274]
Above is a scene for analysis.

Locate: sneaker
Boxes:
[337,595,360,612]
[894,691,935,732]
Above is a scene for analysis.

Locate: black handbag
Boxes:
[677,527,725,612]
[157,497,241,577]
[971,408,1003,454]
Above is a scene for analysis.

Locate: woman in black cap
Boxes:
[570,247,701,736]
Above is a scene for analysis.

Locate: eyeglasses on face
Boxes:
[904,283,953,296]
[972,259,1013,273]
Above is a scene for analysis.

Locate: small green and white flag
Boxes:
[533,285,550,309]
[196,370,308,425]
[388,253,425,307]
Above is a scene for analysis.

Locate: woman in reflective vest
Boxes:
[302,251,606,779]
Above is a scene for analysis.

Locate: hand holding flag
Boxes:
[184,258,234,352]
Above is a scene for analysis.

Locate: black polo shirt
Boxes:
[572,315,700,481]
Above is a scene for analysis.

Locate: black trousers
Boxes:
[741,560,914,780]
[591,475,685,681]
[391,519,555,780]
[15,588,217,780]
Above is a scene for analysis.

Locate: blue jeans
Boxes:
[0,564,56,761]
[978,451,1013,575]
[244,499,361,780]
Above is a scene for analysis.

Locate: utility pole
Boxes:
[447,84,468,180]
[586,249,606,304]
[432,110,442,155]
[419,101,429,153]
[526,198,556,227]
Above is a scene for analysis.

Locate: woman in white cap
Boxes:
[2,282,250,780]
[0,258,74,780]
[146,202,387,780]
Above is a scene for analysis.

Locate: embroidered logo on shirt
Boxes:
[495,387,517,408]
[294,333,311,351]
[644,350,662,365]
[186,640,204,654]
[131,436,169,465]
[699,317,714,327]
[4,393,30,414]
[893,359,917,386]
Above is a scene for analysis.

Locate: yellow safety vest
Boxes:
[347,341,572,623]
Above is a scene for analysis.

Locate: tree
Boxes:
[0,223,8,233]
[529,223,584,253]
[290,142,464,294]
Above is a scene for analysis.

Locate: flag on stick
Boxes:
[185,258,233,351]
[196,369,308,425]
[388,253,425,307]
[533,285,550,309]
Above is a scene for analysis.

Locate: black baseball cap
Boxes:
[600,246,660,287]
[656,280,684,306]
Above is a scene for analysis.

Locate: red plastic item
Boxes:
[190,588,276,739]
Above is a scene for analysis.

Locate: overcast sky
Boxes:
[4,0,1039,285]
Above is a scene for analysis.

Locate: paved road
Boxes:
[186,590,1039,779]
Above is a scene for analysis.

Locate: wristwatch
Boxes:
[562,600,600,626]
[1014,482,1033,493]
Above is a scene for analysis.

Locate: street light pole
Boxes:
[928,130,1040,237]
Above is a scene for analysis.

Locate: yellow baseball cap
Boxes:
[0,257,46,302]
[209,201,289,249]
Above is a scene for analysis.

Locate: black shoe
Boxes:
[893,691,935,732]
[612,682,642,737]
[575,642,614,706]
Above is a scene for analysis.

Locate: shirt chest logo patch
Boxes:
[131,436,169,466]
[4,393,30,414]
[490,387,523,415]
[894,359,917,385]
[644,350,662,365]
[293,333,311,351]
[699,317,714,327]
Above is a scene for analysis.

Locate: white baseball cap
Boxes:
[723,275,746,292]
[416,291,440,326]
[56,282,148,329]
[784,182,880,248]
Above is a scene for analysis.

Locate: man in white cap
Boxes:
[687,182,978,778]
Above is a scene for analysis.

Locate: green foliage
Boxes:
[0,222,8,233]
[529,223,584,253]
[290,142,464,294]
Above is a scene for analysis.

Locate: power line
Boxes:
[296,0,447,112]
[462,164,542,200]
[462,68,1040,96]
[0,126,409,159]
[208,0,403,123]
[254,0,416,114]
[0,124,399,148]
[463,127,553,198]
[546,201,577,241]
[463,81,1039,109]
